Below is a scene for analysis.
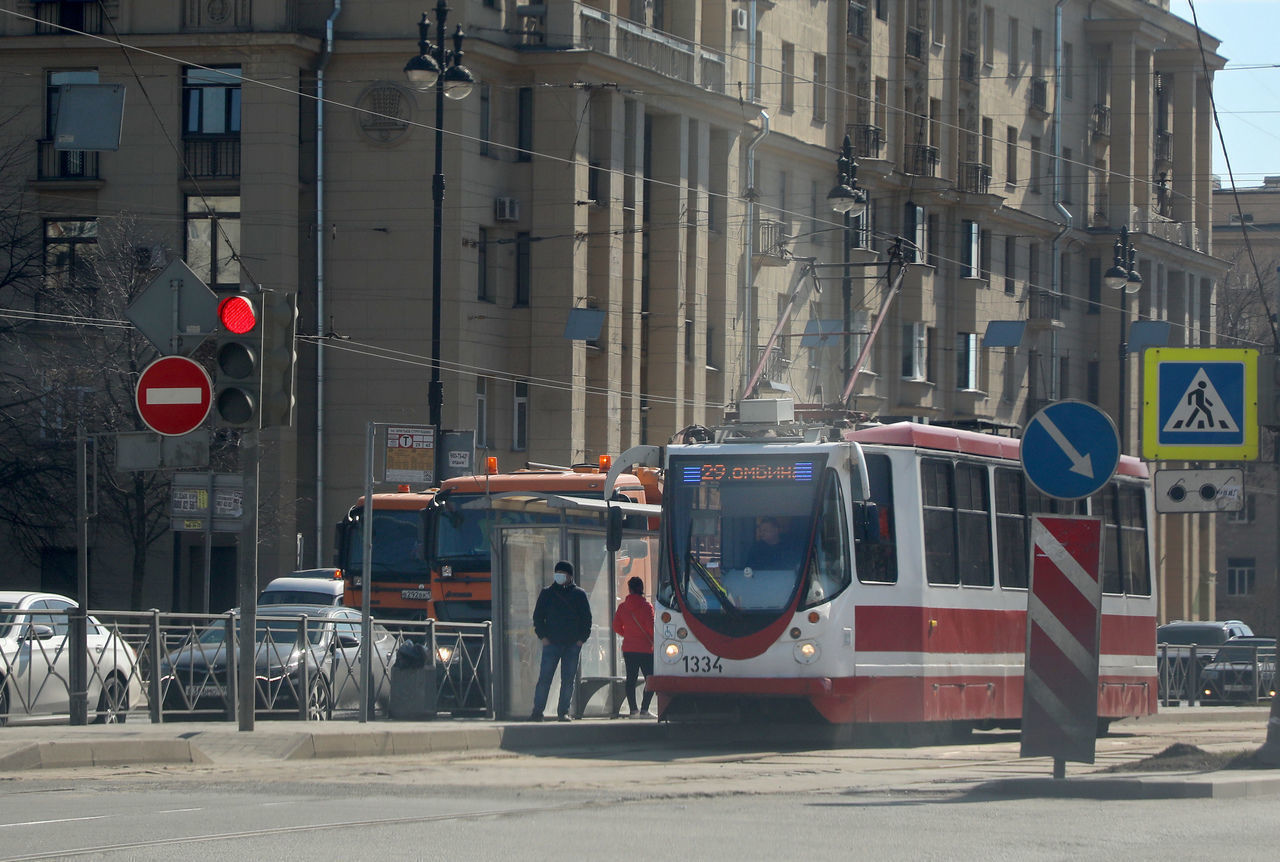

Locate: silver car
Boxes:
[0,591,142,725]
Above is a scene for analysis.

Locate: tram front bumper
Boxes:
[648,675,834,696]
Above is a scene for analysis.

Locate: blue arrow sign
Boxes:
[1021,400,1120,501]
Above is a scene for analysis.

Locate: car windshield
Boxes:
[346,509,429,578]
[1214,644,1276,662]
[1157,625,1229,646]
[0,601,17,639]
[432,494,601,565]
[259,590,339,606]
[197,617,331,647]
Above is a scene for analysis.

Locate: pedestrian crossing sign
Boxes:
[1142,348,1258,461]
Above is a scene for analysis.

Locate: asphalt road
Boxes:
[0,707,1276,860]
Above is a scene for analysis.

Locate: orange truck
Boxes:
[333,490,436,620]
[425,458,661,622]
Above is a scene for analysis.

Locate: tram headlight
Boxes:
[793,640,820,665]
[662,641,682,663]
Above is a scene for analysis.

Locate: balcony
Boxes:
[1091,191,1110,227]
[848,123,884,159]
[1029,77,1049,117]
[183,137,240,180]
[753,218,790,266]
[959,51,978,86]
[906,28,925,61]
[36,141,99,181]
[958,161,992,195]
[1027,287,1064,327]
[1092,104,1111,140]
[579,7,726,96]
[848,2,868,40]
[904,144,940,177]
[1155,130,1173,166]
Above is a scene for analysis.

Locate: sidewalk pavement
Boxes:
[2,707,1279,800]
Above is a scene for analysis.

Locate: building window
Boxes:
[875,0,887,22]
[183,67,241,136]
[477,227,490,302]
[1001,347,1018,402]
[1087,360,1100,404]
[517,87,533,161]
[957,332,980,390]
[812,53,827,123]
[961,220,980,277]
[707,323,718,371]
[1004,235,1017,294]
[514,232,531,307]
[1007,17,1019,75]
[902,322,927,380]
[926,213,940,268]
[1060,252,1071,309]
[1062,146,1073,204]
[932,0,945,44]
[1005,126,1018,186]
[185,196,241,289]
[780,42,795,112]
[980,230,992,281]
[513,380,529,451]
[1226,558,1256,596]
[44,70,99,178]
[1088,257,1101,314]
[1225,493,1256,524]
[904,202,925,262]
[43,218,98,297]
[983,6,995,67]
[475,377,489,448]
[479,83,492,157]
[1029,136,1042,193]
[1063,42,1074,99]
[1058,355,1070,399]
[1028,242,1041,289]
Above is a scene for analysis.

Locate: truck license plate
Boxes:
[401,589,431,600]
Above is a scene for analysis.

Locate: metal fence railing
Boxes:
[1,608,493,725]
[1157,642,1277,706]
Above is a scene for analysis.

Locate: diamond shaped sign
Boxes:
[125,259,219,356]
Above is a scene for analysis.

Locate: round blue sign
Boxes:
[1021,400,1121,501]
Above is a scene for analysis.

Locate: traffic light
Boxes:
[1259,352,1280,430]
[213,291,260,427]
[259,290,298,429]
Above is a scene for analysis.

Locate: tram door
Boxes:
[492,524,618,719]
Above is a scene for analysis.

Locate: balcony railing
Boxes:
[904,144,939,177]
[959,51,978,84]
[958,162,991,194]
[1155,130,1173,165]
[1028,287,1061,322]
[183,137,240,179]
[1092,103,1111,139]
[754,218,790,263]
[848,123,884,159]
[577,11,726,97]
[848,2,868,40]
[1029,77,1049,115]
[36,141,99,180]
[906,27,925,61]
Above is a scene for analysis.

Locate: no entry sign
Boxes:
[135,355,212,436]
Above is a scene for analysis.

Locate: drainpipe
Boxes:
[743,108,769,399]
[315,0,341,565]
[1050,0,1072,401]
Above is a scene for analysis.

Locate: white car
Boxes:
[258,574,346,607]
[0,591,142,725]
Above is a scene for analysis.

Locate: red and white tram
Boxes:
[649,421,1157,729]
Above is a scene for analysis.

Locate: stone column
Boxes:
[645,112,691,438]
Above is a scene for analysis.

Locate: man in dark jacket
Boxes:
[529,560,592,721]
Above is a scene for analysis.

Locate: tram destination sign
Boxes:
[679,459,818,484]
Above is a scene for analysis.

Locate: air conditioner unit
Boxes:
[732,8,750,31]
[494,197,520,223]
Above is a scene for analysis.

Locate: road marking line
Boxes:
[0,815,107,829]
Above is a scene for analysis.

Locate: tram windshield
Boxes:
[663,453,827,632]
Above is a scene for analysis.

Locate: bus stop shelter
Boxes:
[472,493,659,720]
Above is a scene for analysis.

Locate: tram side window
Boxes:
[922,459,959,585]
[803,470,853,607]
[1119,483,1151,596]
[995,467,1029,589]
[956,463,994,586]
[856,454,898,583]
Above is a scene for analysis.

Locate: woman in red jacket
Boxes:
[612,575,655,717]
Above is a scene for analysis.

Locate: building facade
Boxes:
[0,0,1226,614]
[1212,177,1280,635]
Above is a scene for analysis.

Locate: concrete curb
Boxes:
[977,770,1280,800]
[0,739,212,771]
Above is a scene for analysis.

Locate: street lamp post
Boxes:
[1103,225,1142,451]
[405,2,475,460]
[827,133,868,380]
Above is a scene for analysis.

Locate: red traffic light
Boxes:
[217,295,257,334]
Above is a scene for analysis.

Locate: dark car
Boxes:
[1156,620,1255,701]
[1200,637,1277,704]
[160,606,394,720]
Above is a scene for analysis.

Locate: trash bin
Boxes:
[389,643,437,720]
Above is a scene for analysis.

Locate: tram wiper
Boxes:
[686,552,741,617]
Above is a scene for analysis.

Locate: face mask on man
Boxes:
[553,572,567,586]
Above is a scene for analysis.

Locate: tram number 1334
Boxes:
[682,655,724,673]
